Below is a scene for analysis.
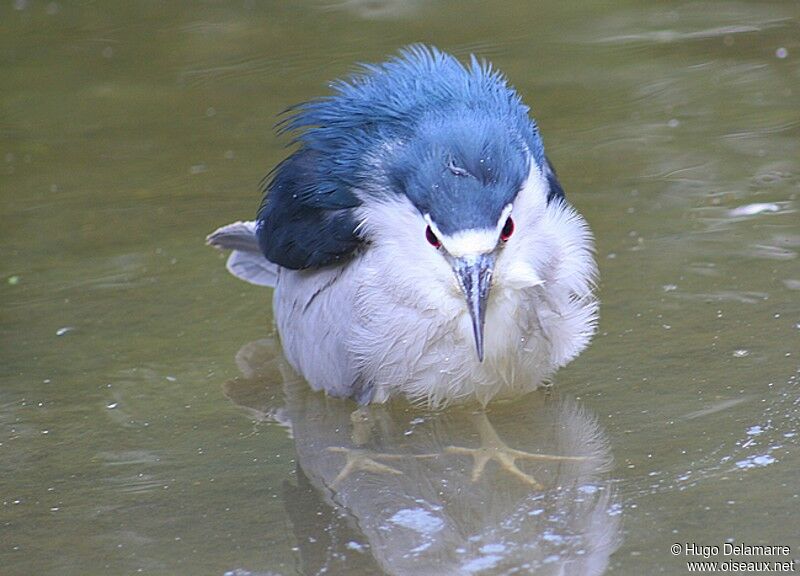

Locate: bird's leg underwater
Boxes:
[327,446,405,489]
[444,412,588,489]
[326,406,437,489]
[327,404,590,491]
[349,406,374,446]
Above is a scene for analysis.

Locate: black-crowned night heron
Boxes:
[208,45,598,408]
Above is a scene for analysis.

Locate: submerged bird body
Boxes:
[208,46,597,407]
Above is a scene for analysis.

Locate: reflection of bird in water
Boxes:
[224,339,619,576]
[444,412,589,489]
[208,45,597,408]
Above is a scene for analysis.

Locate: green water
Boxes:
[2,1,799,574]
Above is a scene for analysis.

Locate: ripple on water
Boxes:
[96,450,162,466]
[752,163,798,187]
[741,244,798,261]
[581,2,792,45]
[319,0,424,20]
[671,290,768,304]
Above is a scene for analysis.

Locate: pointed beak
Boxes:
[453,253,495,362]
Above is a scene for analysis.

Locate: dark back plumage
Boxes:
[257,45,558,269]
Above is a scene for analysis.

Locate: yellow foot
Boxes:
[446,413,588,489]
[326,446,406,488]
[328,407,443,489]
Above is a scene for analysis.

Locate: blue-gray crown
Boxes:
[257,45,564,269]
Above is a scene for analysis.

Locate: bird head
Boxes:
[358,112,558,362]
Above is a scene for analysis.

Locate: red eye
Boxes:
[425,225,441,248]
[500,217,514,241]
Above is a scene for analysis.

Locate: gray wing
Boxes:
[206,221,278,288]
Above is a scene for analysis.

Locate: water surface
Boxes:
[2,1,799,574]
